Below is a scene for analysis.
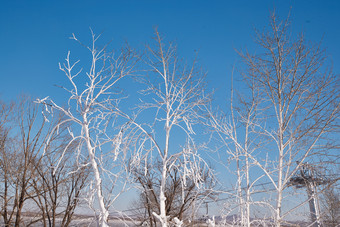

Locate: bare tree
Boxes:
[131,30,213,227]
[207,77,267,227]
[0,98,90,227]
[37,31,135,227]
[13,97,50,227]
[30,122,89,227]
[0,130,13,226]
[320,185,340,227]
[235,12,340,226]
[0,100,14,226]
[133,160,215,226]
[0,96,62,226]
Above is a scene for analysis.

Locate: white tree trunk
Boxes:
[157,162,168,227]
[84,121,109,227]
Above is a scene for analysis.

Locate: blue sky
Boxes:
[1,0,339,103]
[1,0,339,215]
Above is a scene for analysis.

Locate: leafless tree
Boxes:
[320,185,340,227]
[207,76,267,227]
[0,97,90,227]
[130,30,213,227]
[234,12,340,226]
[30,121,90,227]
[132,160,215,226]
[0,96,63,226]
[37,30,136,227]
[0,100,14,226]
[10,97,50,227]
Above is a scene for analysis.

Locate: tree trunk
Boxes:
[83,121,109,227]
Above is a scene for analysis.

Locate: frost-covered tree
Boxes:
[37,31,135,227]
[235,12,340,226]
[132,30,213,227]
[207,78,266,227]
[207,12,340,227]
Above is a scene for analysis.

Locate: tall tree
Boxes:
[207,77,265,227]
[132,30,213,227]
[37,31,136,227]
[237,12,340,226]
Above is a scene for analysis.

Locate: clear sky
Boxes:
[1,0,339,103]
[1,0,339,216]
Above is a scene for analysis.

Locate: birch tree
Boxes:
[37,31,135,227]
[133,30,213,227]
[237,12,340,226]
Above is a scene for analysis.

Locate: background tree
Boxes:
[320,185,340,227]
[30,120,90,227]
[0,96,81,226]
[0,100,14,226]
[1,97,51,227]
[132,160,215,226]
